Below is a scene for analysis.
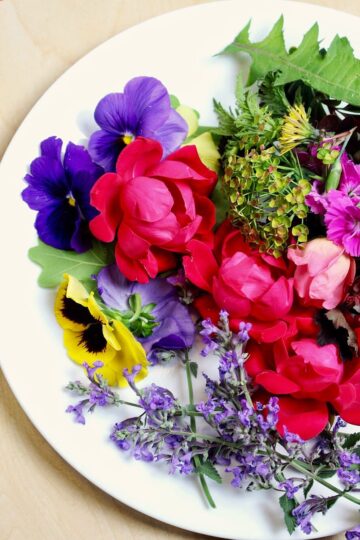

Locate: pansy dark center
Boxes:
[79,323,107,353]
[61,297,96,325]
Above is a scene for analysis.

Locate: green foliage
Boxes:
[189,361,198,379]
[221,16,360,105]
[342,432,360,450]
[28,240,114,288]
[279,494,297,535]
[213,100,237,136]
[211,179,229,225]
[196,460,222,484]
[303,479,314,498]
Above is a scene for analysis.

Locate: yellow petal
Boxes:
[102,323,122,351]
[177,104,199,137]
[54,277,88,331]
[110,320,149,387]
[63,328,117,364]
[188,132,220,172]
[66,274,89,305]
[87,292,108,324]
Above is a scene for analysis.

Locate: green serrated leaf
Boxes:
[213,99,237,136]
[197,460,222,484]
[343,432,360,449]
[279,494,297,535]
[220,16,360,105]
[28,239,114,288]
[189,361,198,379]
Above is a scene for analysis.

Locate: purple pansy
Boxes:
[97,264,195,354]
[346,526,360,540]
[88,76,188,171]
[22,137,103,252]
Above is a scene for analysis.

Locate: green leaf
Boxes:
[196,460,222,484]
[213,99,237,136]
[28,240,114,288]
[220,16,360,105]
[189,361,198,379]
[279,494,297,535]
[211,179,229,225]
[343,432,360,449]
[303,479,314,499]
[170,94,180,108]
[317,469,336,479]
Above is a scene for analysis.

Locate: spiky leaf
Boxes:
[221,16,360,105]
[28,240,114,288]
[196,460,222,484]
[343,432,360,449]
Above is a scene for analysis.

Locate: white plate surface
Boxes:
[1,1,359,538]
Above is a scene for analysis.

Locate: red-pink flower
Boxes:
[288,238,355,310]
[183,224,294,339]
[246,338,346,439]
[90,137,217,282]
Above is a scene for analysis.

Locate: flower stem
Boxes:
[184,350,216,509]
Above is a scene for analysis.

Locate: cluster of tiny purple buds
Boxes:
[139,384,177,414]
[337,451,360,487]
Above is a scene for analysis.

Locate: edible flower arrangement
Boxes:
[23,18,360,537]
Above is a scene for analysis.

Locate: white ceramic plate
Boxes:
[1,1,359,538]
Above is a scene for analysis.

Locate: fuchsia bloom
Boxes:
[247,338,344,439]
[183,223,294,341]
[325,191,360,257]
[288,238,355,310]
[90,137,217,283]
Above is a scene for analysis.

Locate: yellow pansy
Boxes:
[55,274,148,387]
[177,104,220,172]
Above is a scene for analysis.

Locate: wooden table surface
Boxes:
[1,1,359,539]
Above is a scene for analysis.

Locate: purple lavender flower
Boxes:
[292,496,328,535]
[97,265,195,358]
[279,479,300,499]
[123,364,143,385]
[339,452,360,468]
[169,451,194,475]
[22,137,103,252]
[139,384,176,414]
[88,76,188,171]
[238,321,252,343]
[346,526,360,539]
[338,468,360,487]
[66,401,87,424]
[324,190,360,256]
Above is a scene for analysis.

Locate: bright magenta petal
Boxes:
[277,397,329,440]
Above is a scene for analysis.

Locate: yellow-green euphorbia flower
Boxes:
[177,104,220,172]
[55,274,148,386]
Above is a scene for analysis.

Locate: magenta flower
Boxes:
[339,153,360,202]
[325,190,360,257]
[88,76,188,171]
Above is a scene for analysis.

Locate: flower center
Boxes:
[122,134,134,145]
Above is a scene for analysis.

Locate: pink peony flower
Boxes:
[89,137,217,282]
[287,238,355,310]
[183,223,294,334]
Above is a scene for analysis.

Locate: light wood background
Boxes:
[1,1,359,539]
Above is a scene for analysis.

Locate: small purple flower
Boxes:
[83,360,104,380]
[305,180,328,215]
[88,76,188,171]
[97,265,195,356]
[292,496,328,535]
[279,479,300,499]
[123,364,143,385]
[88,384,108,406]
[283,427,304,446]
[139,384,176,413]
[339,154,360,202]
[66,401,87,424]
[226,466,245,488]
[196,399,217,416]
[169,451,194,475]
[238,321,252,343]
[337,468,360,487]
[346,526,360,539]
[22,137,103,252]
[339,452,360,468]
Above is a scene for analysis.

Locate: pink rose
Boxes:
[90,137,217,282]
[287,238,355,310]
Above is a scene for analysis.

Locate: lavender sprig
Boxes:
[65,315,360,536]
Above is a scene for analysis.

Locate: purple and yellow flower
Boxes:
[55,274,148,386]
[22,137,103,252]
[97,264,195,359]
[88,76,188,171]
